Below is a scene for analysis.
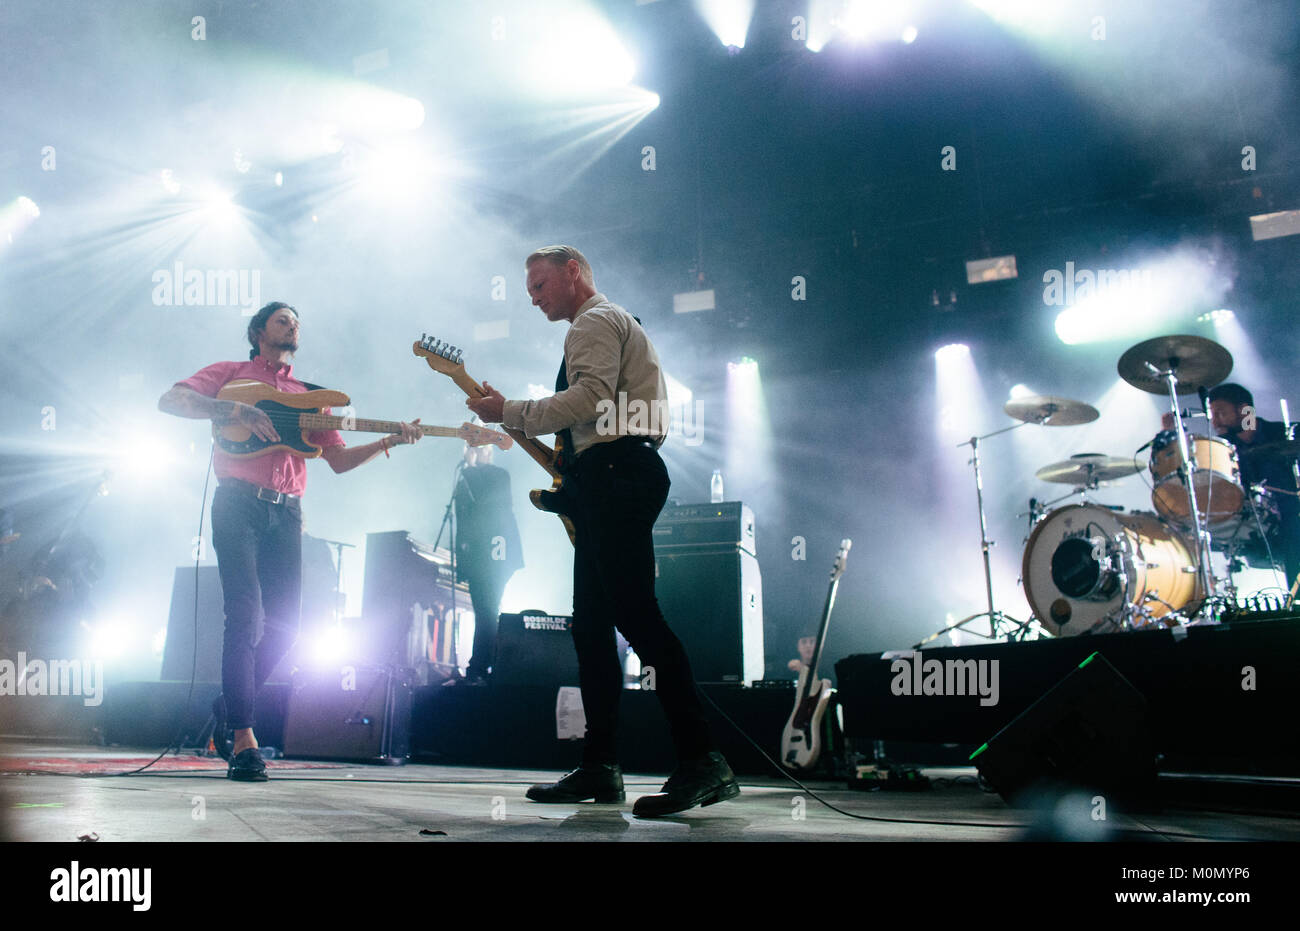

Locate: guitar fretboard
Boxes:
[298,413,461,438]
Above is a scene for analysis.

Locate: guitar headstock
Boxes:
[413,335,466,376]
[830,538,852,581]
[459,421,514,451]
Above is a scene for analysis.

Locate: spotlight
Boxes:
[273,171,284,188]
[528,14,637,91]
[1197,308,1234,324]
[902,25,919,43]
[200,190,240,227]
[934,343,970,362]
[355,144,437,202]
[83,618,130,661]
[696,0,755,50]
[113,434,177,478]
[312,624,351,665]
[1,196,42,245]
[1009,383,1035,399]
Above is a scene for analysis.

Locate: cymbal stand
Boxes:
[934,421,1036,645]
[1147,362,1216,615]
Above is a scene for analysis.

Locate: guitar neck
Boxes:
[802,576,842,692]
[299,413,462,439]
[450,369,561,478]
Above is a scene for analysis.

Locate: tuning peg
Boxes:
[454,349,463,363]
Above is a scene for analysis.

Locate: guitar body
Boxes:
[526,432,578,540]
[781,669,833,771]
[213,381,352,459]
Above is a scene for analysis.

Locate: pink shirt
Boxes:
[175,356,345,496]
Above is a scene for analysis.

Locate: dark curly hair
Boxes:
[246,301,298,360]
[1207,383,1253,409]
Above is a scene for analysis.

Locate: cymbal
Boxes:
[1117,334,1232,395]
[1036,453,1144,485]
[1004,395,1099,426]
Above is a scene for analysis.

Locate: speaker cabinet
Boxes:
[283,664,412,764]
[160,566,225,682]
[972,651,1155,803]
[653,545,764,684]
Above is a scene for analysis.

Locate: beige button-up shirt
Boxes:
[502,293,668,457]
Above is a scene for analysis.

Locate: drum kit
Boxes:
[927,333,1297,647]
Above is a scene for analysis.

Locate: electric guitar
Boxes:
[212,380,513,458]
[780,539,852,772]
[413,335,577,546]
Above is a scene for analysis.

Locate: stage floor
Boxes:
[2,741,1297,842]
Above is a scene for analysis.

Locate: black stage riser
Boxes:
[99,682,289,750]
[835,618,1300,773]
[410,684,793,776]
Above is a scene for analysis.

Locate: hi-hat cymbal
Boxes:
[1004,396,1099,426]
[1035,453,1144,485]
[1117,334,1232,395]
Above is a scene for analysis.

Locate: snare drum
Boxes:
[1150,433,1244,527]
[1022,504,1205,637]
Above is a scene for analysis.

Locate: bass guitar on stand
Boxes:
[781,539,852,772]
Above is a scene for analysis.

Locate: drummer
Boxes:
[1161,383,1299,589]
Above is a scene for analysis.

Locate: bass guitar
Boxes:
[780,538,852,772]
[212,380,512,458]
[413,335,576,546]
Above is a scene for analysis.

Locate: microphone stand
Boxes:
[315,538,355,626]
[431,461,468,676]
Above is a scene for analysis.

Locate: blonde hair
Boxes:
[525,245,594,285]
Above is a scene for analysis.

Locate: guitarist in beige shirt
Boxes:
[467,245,739,817]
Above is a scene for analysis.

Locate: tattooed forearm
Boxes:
[158,386,223,420]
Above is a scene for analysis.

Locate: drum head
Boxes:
[1022,505,1129,637]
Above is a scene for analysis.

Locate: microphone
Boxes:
[1198,385,1210,415]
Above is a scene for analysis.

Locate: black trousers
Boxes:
[465,570,508,679]
[210,485,303,730]
[569,439,714,766]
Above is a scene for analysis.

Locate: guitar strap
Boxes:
[554,358,574,475]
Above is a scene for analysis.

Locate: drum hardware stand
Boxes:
[1147,361,1218,618]
[923,422,1035,647]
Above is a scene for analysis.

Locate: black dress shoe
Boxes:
[525,764,624,803]
[632,751,740,817]
[211,695,233,762]
[441,673,488,688]
[227,747,268,782]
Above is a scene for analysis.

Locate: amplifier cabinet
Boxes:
[653,545,764,684]
[654,501,755,554]
[283,663,412,764]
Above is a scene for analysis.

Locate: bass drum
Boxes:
[1022,505,1204,637]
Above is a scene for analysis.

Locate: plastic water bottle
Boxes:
[710,469,724,503]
